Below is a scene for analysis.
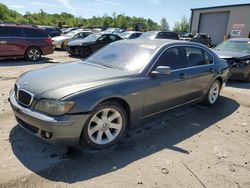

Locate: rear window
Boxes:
[23,28,48,38]
[0,27,23,37]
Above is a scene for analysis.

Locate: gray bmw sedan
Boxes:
[9,39,229,149]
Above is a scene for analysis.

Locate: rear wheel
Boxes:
[25,47,41,61]
[79,47,92,58]
[81,102,127,149]
[204,80,221,106]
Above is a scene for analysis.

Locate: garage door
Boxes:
[198,12,229,45]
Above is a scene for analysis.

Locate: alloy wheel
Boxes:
[28,49,40,61]
[87,108,123,145]
[208,81,220,104]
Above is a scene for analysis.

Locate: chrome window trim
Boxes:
[146,44,215,76]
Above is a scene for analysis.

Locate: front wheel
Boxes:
[81,102,127,149]
[25,47,41,61]
[79,47,92,58]
[204,80,221,106]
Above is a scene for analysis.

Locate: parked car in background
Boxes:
[38,26,62,38]
[102,28,123,34]
[0,23,53,61]
[190,33,212,47]
[52,30,93,49]
[9,39,229,149]
[139,31,179,40]
[91,28,102,33]
[213,38,250,82]
[62,27,78,34]
[179,33,195,41]
[66,33,122,58]
[119,31,143,39]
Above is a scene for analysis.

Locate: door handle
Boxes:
[179,73,187,79]
[0,41,7,44]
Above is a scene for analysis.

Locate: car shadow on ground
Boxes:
[9,96,239,184]
[227,81,250,90]
[0,57,59,67]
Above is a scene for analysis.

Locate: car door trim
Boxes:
[146,44,215,76]
[143,97,202,119]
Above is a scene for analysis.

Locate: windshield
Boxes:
[81,33,101,42]
[119,32,132,39]
[215,41,250,53]
[139,31,157,39]
[65,31,77,37]
[86,42,158,72]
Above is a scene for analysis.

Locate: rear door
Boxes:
[0,26,25,57]
[183,46,215,100]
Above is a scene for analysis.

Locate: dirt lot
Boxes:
[0,51,250,188]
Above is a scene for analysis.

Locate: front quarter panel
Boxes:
[63,77,148,127]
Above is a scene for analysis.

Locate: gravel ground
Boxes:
[0,51,249,188]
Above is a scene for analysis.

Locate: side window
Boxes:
[109,35,117,41]
[204,51,213,64]
[156,32,164,39]
[155,47,186,70]
[185,47,212,67]
[98,35,109,42]
[24,28,48,38]
[0,27,23,37]
[85,32,92,37]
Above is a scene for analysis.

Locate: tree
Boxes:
[179,16,189,32]
[173,16,190,33]
[160,17,169,31]
[0,3,160,29]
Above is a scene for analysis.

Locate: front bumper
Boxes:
[9,90,90,146]
[66,45,79,55]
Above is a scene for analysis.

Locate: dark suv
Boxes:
[139,31,180,40]
[0,24,54,61]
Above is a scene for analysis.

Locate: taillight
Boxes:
[45,37,53,43]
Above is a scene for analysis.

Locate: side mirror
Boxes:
[151,66,171,75]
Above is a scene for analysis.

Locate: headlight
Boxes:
[35,99,75,116]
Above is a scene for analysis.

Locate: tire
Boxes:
[204,80,221,106]
[79,47,92,58]
[25,47,41,61]
[246,73,250,83]
[81,102,128,149]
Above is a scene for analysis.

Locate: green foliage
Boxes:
[173,16,190,33]
[160,17,169,31]
[0,3,160,30]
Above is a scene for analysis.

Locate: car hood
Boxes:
[52,36,70,42]
[213,50,250,59]
[16,61,134,99]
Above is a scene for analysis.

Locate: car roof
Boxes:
[116,38,181,46]
[114,39,211,50]
[228,38,250,42]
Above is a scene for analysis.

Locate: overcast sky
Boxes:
[1,0,250,28]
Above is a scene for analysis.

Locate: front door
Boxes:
[143,46,189,117]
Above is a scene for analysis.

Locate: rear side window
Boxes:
[23,28,48,38]
[0,27,23,37]
[185,47,213,67]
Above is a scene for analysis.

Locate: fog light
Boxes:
[41,130,53,139]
